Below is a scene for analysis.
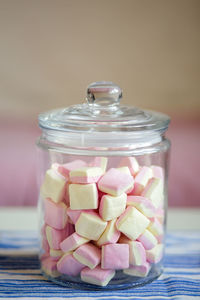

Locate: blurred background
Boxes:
[0,0,199,207]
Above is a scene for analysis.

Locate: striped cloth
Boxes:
[0,231,200,299]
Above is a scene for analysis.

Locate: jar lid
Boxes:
[38,81,170,148]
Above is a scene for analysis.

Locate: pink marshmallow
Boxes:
[57,253,85,276]
[41,256,60,277]
[151,165,164,180]
[67,222,75,236]
[58,160,87,178]
[81,266,115,286]
[44,198,68,230]
[46,226,68,250]
[42,236,50,253]
[137,229,158,250]
[155,208,165,224]
[98,168,134,196]
[89,157,108,173]
[41,224,49,253]
[60,232,89,252]
[118,157,139,176]
[73,243,101,269]
[102,243,129,270]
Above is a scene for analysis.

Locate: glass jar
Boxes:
[36,81,170,290]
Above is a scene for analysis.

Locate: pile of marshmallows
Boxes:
[40,157,164,287]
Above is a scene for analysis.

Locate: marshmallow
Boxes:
[137,229,158,250]
[116,168,134,193]
[67,208,95,224]
[51,163,60,171]
[141,177,164,208]
[155,208,165,224]
[127,196,156,218]
[64,182,70,206]
[69,183,98,210]
[60,232,89,252]
[67,222,75,236]
[146,244,164,263]
[132,166,153,195]
[118,157,140,176]
[90,157,108,173]
[99,193,127,221]
[118,234,131,244]
[116,206,150,240]
[96,219,120,247]
[101,244,129,270]
[41,257,60,277]
[42,235,50,253]
[81,266,115,287]
[41,169,67,203]
[119,236,146,266]
[41,224,49,253]
[148,217,163,240]
[123,262,151,277]
[44,198,68,230]
[70,167,103,184]
[75,212,107,241]
[117,166,132,176]
[58,159,87,179]
[57,252,85,276]
[73,243,101,269]
[46,225,68,250]
[98,168,134,196]
[58,160,87,178]
[151,165,164,180]
[50,249,63,261]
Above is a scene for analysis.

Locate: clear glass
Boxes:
[36,138,170,290]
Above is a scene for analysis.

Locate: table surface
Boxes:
[0,207,200,299]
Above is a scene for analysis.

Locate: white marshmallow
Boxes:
[75,212,107,241]
[116,206,150,240]
[96,219,120,246]
[69,183,98,210]
[69,167,103,183]
[41,169,66,203]
[133,166,153,195]
[141,177,164,208]
[123,262,151,277]
[99,193,127,221]
[146,244,164,263]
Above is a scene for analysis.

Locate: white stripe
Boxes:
[0,249,38,256]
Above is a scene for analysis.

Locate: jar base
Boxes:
[42,264,163,290]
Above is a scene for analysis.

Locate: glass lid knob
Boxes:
[86,81,122,107]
